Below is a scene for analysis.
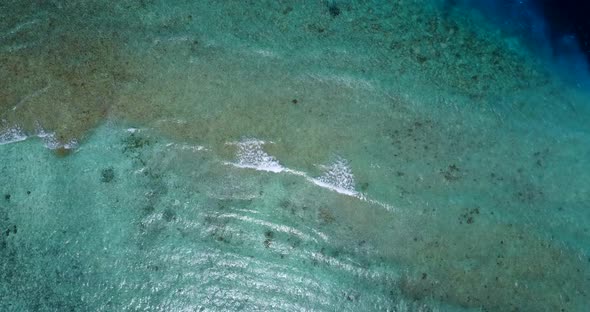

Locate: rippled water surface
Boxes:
[1,1,589,311]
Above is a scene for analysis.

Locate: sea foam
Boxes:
[0,126,27,145]
[35,127,78,150]
[225,138,393,211]
[0,124,78,150]
[309,158,359,197]
[226,139,286,173]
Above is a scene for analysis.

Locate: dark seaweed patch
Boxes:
[264,230,274,239]
[162,208,176,222]
[318,208,335,225]
[459,207,480,225]
[344,290,359,302]
[4,224,17,236]
[263,230,274,248]
[328,3,341,17]
[123,134,151,153]
[100,168,115,183]
[441,164,461,181]
[143,205,155,214]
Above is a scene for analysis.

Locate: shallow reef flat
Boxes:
[1,1,589,311]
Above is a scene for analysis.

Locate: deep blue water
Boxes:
[452,0,590,84]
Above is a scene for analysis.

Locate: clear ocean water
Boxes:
[1,1,589,311]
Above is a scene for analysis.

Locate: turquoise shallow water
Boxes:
[1,1,590,311]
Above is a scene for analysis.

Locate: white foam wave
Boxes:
[0,124,78,150]
[226,139,286,173]
[224,139,394,211]
[165,142,207,152]
[0,126,27,145]
[35,127,78,150]
[309,158,359,197]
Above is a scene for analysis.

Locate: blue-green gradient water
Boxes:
[1,1,589,311]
